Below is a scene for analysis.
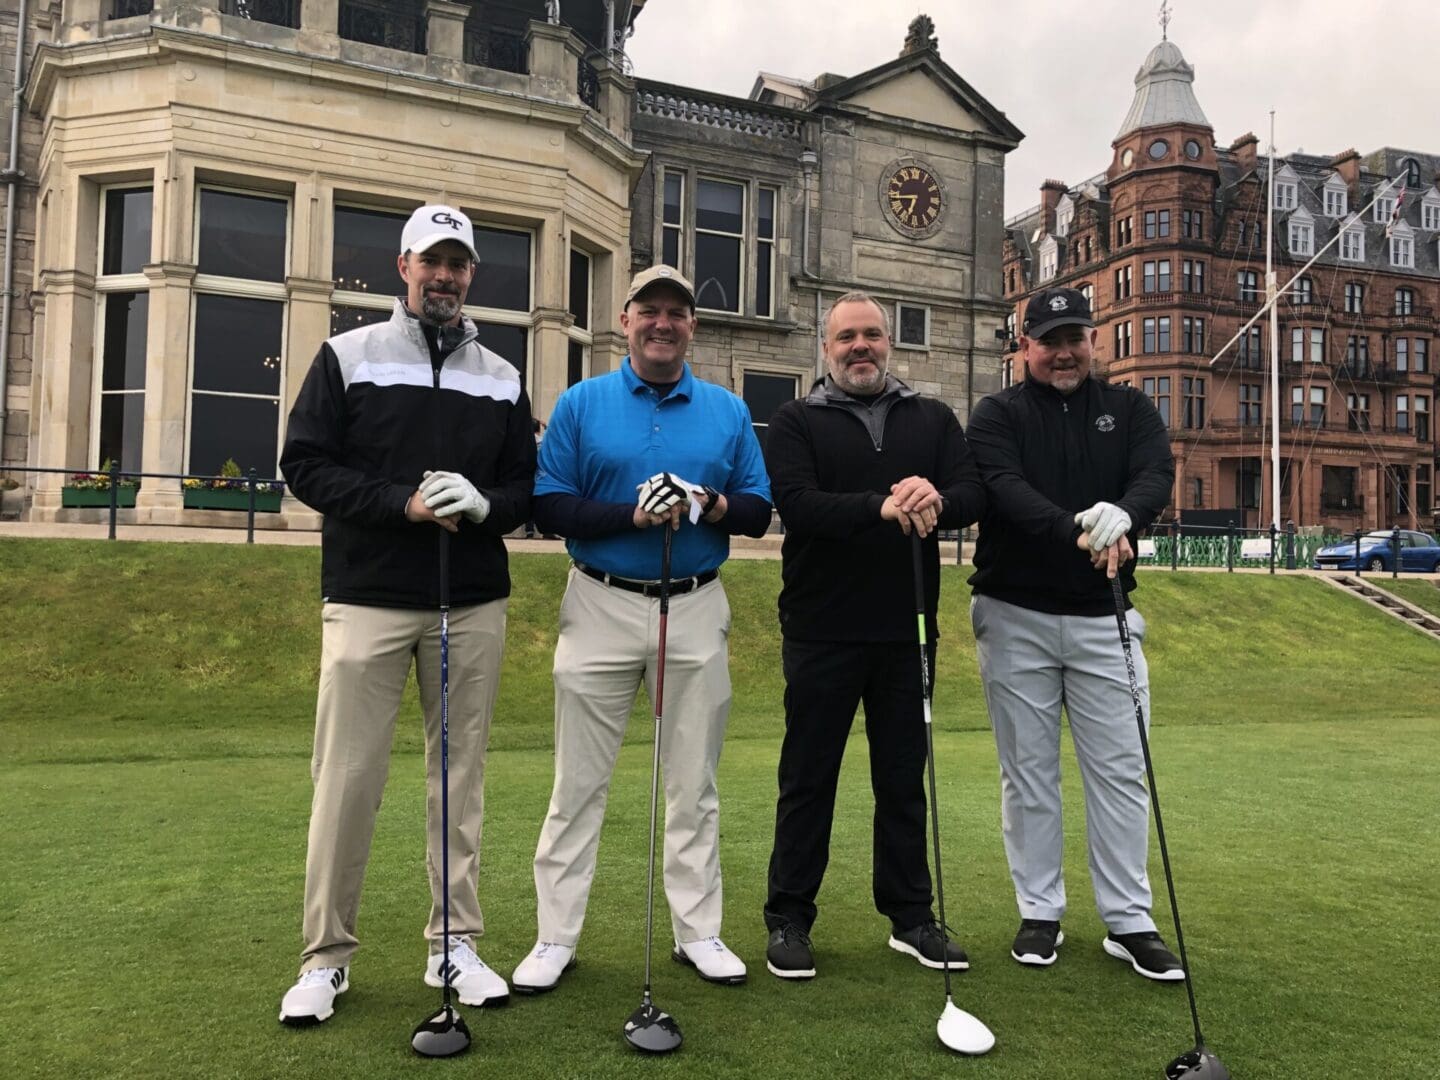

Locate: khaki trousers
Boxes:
[533,568,732,946]
[300,599,507,972]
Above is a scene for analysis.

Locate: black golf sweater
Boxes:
[765,377,986,643]
[965,375,1173,616]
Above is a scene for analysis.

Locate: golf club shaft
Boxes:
[910,532,953,999]
[1109,577,1203,1048]
[438,530,452,1006]
[641,526,674,998]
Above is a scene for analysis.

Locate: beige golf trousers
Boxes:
[299,598,507,973]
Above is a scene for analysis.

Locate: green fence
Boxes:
[1135,531,1334,568]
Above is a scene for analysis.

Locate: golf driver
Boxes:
[909,532,994,1056]
[622,526,683,1054]
[411,530,472,1058]
[1109,576,1229,1080]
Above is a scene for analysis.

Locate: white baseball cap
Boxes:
[400,205,479,263]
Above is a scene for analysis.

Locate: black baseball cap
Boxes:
[1023,286,1095,340]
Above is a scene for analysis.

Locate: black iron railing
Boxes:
[339,0,425,53]
[221,0,300,28]
[464,26,528,73]
[578,55,600,108]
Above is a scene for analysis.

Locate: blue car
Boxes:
[1313,529,1440,573]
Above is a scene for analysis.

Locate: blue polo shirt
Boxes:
[534,358,771,579]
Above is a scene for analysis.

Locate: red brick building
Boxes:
[1002,36,1438,532]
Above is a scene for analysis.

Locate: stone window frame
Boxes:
[736,364,803,447]
[187,182,294,480]
[893,301,929,351]
[90,180,157,475]
[566,240,594,388]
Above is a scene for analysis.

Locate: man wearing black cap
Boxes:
[965,285,1181,982]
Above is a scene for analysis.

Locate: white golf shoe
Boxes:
[673,936,748,985]
[511,940,577,994]
[278,965,348,1026]
[424,937,510,1006]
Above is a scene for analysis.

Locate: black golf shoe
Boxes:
[765,923,816,980]
[1011,919,1064,966]
[887,920,970,971]
[1103,931,1185,982]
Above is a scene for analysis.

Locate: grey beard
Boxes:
[420,291,461,323]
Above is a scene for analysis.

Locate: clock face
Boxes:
[885,164,943,234]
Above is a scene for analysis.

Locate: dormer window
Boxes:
[1054,195,1074,238]
[1340,223,1365,262]
[1373,195,1395,223]
[1404,158,1422,187]
[1272,163,1299,211]
[1288,210,1314,257]
[1390,223,1414,269]
[1038,236,1058,282]
[1323,175,1348,218]
[1421,189,1440,231]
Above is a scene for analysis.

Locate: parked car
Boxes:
[1312,529,1440,572]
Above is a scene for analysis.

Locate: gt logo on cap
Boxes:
[431,211,465,231]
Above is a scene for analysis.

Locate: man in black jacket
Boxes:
[276,205,535,1025]
[761,291,986,980]
[966,285,1181,982]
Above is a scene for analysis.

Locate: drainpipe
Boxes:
[0,0,29,464]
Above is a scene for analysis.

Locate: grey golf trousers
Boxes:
[972,594,1157,934]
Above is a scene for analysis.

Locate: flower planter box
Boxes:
[182,488,283,512]
[62,486,137,508]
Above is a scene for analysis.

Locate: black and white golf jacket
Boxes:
[281,299,535,610]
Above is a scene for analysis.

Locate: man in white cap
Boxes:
[511,264,772,993]
[276,204,535,1025]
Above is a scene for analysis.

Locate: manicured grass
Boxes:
[1,538,1437,1079]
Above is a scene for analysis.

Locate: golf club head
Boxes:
[935,1000,995,1056]
[411,1003,472,1058]
[623,1001,682,1054]
[1165,1046,1231,1080]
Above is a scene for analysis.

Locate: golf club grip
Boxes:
[659,524,673,614]
[438,528,450,611]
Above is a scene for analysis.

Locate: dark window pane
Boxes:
[569,249,590,329]
[663,172,683,226]
[98,392,145,473]
[467,226,530,311]
[189,393,280,478]
[103,188,152,276]
[694,233,740,312]
[193,295,284,396]
[198,190,288,282]
[567,340,585,387]
[474,322,528,393]
[899,305,927,346]
[101,291,148,391]
[742,372,797,424]
[330,304,391,337]
[758,188,775,239]
[333,205,406,294]
[696,179,744,234]
[755,241,772,318]
[662,229,679,268]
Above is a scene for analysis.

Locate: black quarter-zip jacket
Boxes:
[965,375,1173,615]
[765,374,986,643]
[281,300,535,609]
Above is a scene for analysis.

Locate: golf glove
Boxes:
[1075,501,1131,550]
[420,470,490,524]
[637,471,703,523]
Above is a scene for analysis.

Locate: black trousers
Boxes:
[764,637,935,934]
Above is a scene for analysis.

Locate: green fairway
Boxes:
[2,538,1437,1079]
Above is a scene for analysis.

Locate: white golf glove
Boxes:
[420,470,490,524]
[636,471,704,524]
[1075,501,1132,550]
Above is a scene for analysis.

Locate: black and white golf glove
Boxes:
[636,471,697,516]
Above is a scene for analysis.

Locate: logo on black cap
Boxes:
[1023,286,1094,340]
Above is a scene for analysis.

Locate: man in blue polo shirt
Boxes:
[512,265,772,993]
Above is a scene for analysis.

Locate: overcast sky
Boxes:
[627,0,1440,217]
